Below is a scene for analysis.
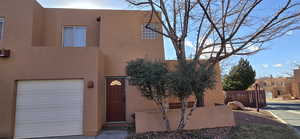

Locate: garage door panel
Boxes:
[17,82,83,94]
[16,94,82,106]
[17,88,83,94]
[15,121,82,139]
[16,118,83,125]
[17,90,83,95]
[16,103,82,110]
[16,108,82,123]
[15,80,84,139]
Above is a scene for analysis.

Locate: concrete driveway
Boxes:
[36,130,128,139]
[264,101,300,135]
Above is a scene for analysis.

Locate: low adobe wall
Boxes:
[225,90,266,108]
[135,106,235,133]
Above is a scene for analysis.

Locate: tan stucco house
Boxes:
[253,77,293,98]
[291,68,300,98]
[253,74,300,100]
[0,0,225,138]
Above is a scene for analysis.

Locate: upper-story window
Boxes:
[142,23,158,40]
[63,26,87,47]
[0,18,4,40]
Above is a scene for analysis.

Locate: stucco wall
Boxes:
[0,0,35,48]
[126,83,159,121]
[204,64,225,106]
[292,69,300,98]
[98,11,164,76]
[0,0,34,137]
[291,81,300,98]
[97,53,106,131]
[166,60,225,106]
[37,9,164,50]
[284,70,300,98]
[295,69,300,82]
[42,9,100,47]
[32,1,45,46]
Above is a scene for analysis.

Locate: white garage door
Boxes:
[15,80,84,139]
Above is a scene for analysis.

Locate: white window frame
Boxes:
[62,26,87,47]
[142,23,158,40]
[0,18,4,40]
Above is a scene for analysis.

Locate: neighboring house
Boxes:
[291,68,300,99]
[252,69,300,99]
[0,0,224,138]
[251,77,293,99]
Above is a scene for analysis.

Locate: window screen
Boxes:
[142,23,158,40]
[0,18,4,40]
[63,26,87,47]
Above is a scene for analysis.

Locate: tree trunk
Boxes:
[160,104,171,131]
[177,98,188,130]
[178,95,202,130]
[156,100,171,131]
[185,101,198,125]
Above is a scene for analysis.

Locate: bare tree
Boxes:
[126,0,300,130]
[220,57,237,77]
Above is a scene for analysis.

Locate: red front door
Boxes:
[106,78,126,122]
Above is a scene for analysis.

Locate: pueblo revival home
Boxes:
[0,0,227,138]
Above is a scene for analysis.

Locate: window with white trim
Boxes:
[0,18,4,40]
[63,26,87,47]
[142,23,158,40]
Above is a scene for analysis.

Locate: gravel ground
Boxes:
[127,127,232,139]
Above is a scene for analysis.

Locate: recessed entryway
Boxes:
[14,80,84,139]
[106,78,126,122]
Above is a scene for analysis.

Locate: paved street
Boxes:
[265,101,300,134]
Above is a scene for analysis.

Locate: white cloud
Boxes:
[65,2,104,9]
[273,64,283,68]
[199,43,233,59]
[184,37,259,59]
[286,31,293,36]
[292,60,299,65]
[247,45,260,51]
[185,40,194,48]
[262,64,269,68]
[186,37,233,59]
[37,0,127,9]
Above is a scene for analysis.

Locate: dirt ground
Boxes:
[233,109,286,127]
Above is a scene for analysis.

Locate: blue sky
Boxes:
[37,0,300,78]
